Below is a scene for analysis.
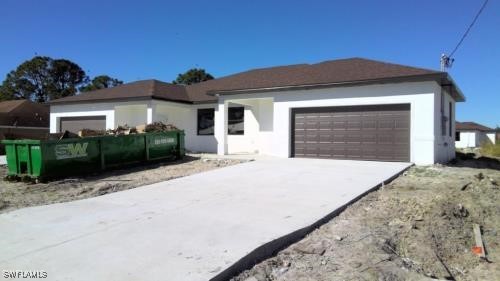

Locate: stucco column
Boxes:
[215,99,228,155]
[107,111,115,130]
[146,102,153,124]
[49,114,58,133]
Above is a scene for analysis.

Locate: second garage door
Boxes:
[60,116,106,133]
[292,104,410,162]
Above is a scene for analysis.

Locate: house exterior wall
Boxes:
[218,81,447,165]
[227,100,260,154]
[50,102,116,133]
[433,87,456,163]
[152,100,217,153]
[115,104,148,127]
[256,99,274,156]
[456,131,496,148]
[455,131,477,148]
[474,131,493,147]
[50,100,218,153]
[486,132,496,144]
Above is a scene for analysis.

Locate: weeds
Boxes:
[480,142,500,157]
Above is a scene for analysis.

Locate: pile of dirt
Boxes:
[0,156,246,214]
[232,159,500,281]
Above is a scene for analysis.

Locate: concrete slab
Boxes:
[0,158,411,281]
[189,152,276,161]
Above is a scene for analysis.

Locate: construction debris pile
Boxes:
[48,122,180,139]
[145,122,179,133]
[233,156,500,281]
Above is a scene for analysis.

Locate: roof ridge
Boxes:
[149,80,158,96]
[314,57,442,74]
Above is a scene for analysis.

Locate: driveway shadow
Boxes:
[76,155,202,182]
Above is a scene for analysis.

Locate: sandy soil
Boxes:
[0,155,245,214]
[233,156,500,281]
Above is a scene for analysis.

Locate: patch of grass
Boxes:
[480,142,500,157]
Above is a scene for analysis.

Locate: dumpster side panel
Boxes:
[1,130,185,179]
[102,135,146,167]
[147,132,178,160]
[41,138,102,178]
[177,131,185,158]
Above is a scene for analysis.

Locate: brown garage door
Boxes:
[59,116,106,133]
[292,104,410,162]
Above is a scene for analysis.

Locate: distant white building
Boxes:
[455,121,496,148]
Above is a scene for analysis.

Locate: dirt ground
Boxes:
[233,156,500,281]
[0,155,245,214]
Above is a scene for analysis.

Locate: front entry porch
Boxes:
[214,97,274,155]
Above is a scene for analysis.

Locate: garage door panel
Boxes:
[361,134,377,143]
[60,116,106,133]
[332,121,346,130]
[362,120,377,130]
[347,121,361,130]
[395,119,410,129]
[292,104,410,162]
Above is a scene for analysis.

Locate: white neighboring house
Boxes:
[455,121,497,148]
[50,58,465,165]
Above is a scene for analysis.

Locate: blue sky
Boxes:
[1,0,499,127]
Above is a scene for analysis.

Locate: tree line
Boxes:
[0,56,214,103]
[0,56,123,103]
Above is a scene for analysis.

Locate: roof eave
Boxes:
[49,96,207,106]
[441,74,465,102]
[49,96,153,106]
[206,73,447,96]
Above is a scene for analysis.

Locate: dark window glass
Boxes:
[197,108,214,135]
[228,107,244,135]
[455,131,460,141]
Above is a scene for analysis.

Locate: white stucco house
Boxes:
[50,58,465,165]
[455,121,496,148]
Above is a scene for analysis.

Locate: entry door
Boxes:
[292,104,410,162]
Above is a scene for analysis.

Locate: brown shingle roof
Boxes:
[0,99,49,127]
[186,57,441,100]
[0,100,27,113]
[456,121,494,132]
[51,80,191,104]
[51,58,459,104]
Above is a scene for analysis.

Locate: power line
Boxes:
[449,0,489,57]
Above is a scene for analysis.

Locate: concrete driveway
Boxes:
[0,158,410,281]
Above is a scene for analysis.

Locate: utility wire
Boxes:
[449,0,489,57]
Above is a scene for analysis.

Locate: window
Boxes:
[449,102,453,137]
[197,108,214,135]
[455,131,461,141]
[228,107,244,135]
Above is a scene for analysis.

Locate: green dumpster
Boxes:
[1,130,185,180]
